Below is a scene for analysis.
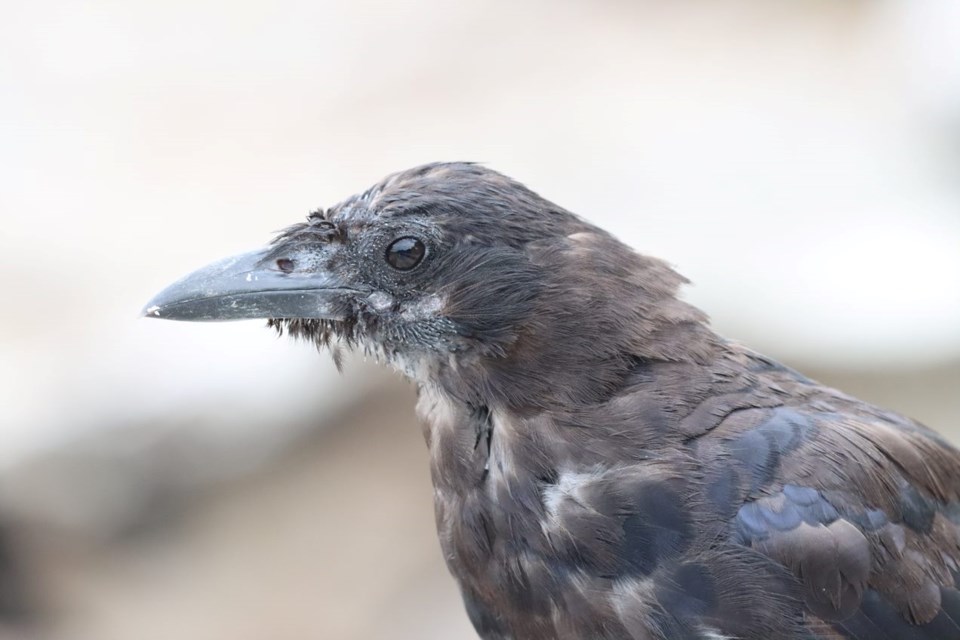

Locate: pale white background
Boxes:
[0,1,958,638]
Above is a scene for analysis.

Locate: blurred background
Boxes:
[1,0,959,638]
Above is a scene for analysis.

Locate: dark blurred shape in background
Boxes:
[0,1,958,638]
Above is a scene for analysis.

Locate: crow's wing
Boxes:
[710,359,960,639]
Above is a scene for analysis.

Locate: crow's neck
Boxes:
[443,323,718,413]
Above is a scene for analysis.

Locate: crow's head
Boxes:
[145,163,715,407]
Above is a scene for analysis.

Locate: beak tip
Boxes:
[141,302,164,319]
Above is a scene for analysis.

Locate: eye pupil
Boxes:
[386,237,426,270]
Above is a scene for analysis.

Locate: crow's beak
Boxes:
[142,248,355,322]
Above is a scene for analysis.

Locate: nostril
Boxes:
[276,258,295,273]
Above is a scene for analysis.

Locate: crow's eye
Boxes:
[385,237,426,270]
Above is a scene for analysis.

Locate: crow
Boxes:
[144,162,960,639]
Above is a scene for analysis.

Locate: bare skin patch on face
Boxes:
[400,294,445,322]
[366,291,395,312]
